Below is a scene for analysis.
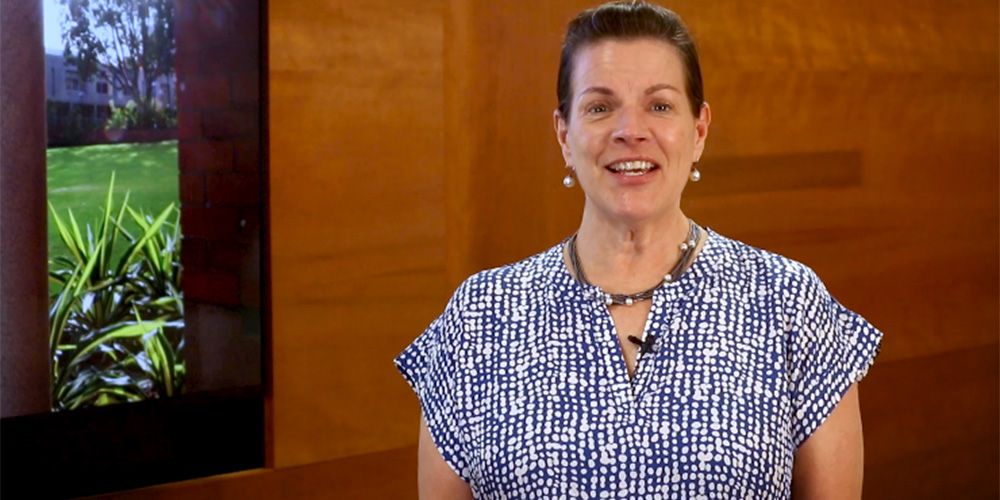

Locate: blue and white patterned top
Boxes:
[396,228,882,499]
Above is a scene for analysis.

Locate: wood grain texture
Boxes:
[861,344,999,498]
[691,150,863,196]
[268,0,447,467]
[100,446,418,500]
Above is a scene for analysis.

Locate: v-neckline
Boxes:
[552,227,718,407]
[602,290,659,391]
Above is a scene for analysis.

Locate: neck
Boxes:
[573,205,690,294]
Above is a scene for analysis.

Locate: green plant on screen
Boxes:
[48,173,186,411]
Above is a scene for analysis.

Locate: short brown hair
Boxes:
[557,1,704,121]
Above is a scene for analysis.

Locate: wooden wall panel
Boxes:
[861,345,999,498]
[112,0,997,497]
[103,446,418,500]
[268,0,447,467]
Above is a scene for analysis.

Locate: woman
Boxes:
[396,2,882,498]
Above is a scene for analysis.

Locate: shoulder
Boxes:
[437,244,561,328]
[714,233,827,305]
[449,244,561,307]
[708,230,823,294]
[435,244,560,347]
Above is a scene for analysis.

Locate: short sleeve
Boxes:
[787,268,883,448]
[394,292,472,482]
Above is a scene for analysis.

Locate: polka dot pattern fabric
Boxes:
[395,229,882,499]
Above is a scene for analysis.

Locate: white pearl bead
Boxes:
[679,242,689,251]
[562,175,575,188]
[625,297,634,306]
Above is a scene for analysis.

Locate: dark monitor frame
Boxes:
[1,387,265,498]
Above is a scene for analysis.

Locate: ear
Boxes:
[553,109,572,166]
[693,102,712,162]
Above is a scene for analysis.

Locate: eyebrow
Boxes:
[645,83,680,95]
[578,84,681,97]
[579,86,615,96]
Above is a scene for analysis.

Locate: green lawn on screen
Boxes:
[46,140,179,289]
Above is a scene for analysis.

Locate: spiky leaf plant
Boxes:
[48,173,185,411]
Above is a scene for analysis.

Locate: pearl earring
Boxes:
[690,166,701,182]
[563,174,576,188]
[563,166,576,188]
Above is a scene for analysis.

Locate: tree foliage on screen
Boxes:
[60,0,175,128]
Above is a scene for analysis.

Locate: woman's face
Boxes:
[555,38,710,225]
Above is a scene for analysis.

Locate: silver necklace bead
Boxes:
[568,219,701,307]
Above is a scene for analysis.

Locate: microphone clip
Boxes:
[626,333,657,354]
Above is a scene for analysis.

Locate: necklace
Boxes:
[567,219,702,307]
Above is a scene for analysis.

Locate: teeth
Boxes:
[608,160,655,174]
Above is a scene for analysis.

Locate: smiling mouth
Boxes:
[606,160,659,176]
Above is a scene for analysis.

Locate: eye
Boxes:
[586,102,609,114]
[651,102,673,113]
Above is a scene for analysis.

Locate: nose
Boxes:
[611,106,649,145]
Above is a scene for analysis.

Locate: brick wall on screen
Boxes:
[175,1,261,309]
[173,0,263,392]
